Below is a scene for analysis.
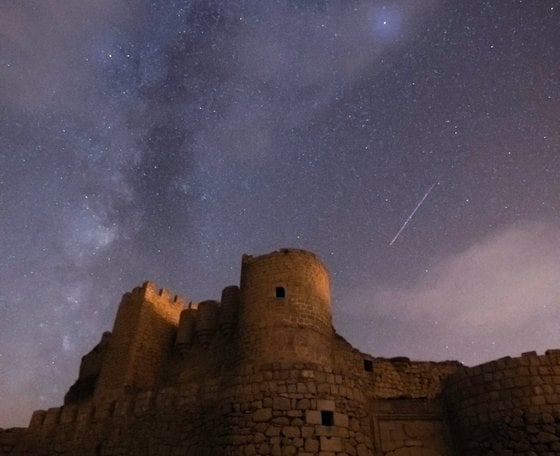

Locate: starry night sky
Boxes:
[1,1,559,427]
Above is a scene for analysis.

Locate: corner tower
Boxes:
[94,282,184,402]
[237,248,333,365]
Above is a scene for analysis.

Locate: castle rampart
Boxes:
[2,248,559,455]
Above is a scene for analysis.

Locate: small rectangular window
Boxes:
[321,410,334,426]
[275,286,285,298]
[363,359,373,372]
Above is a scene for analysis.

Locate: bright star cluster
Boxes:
[0,1,559,427]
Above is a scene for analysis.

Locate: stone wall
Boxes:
[444,349,560,455]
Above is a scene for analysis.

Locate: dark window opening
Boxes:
[321,410,334,426]
[275,286,286,298]
[363,359,373,372]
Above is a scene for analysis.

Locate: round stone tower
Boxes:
[237,248,333,365]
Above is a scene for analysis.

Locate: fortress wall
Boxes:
[443,349,560,455]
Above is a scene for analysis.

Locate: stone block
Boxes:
[305,438,319,452]
[356,443,369,456]
[320,436,342,452]
[317,399,335,411]
[536,431,558,443]
[305,410,321,425]
[253,409,273,422]
[334,412,348,427]
[273,397,291,410]
[282,445,297,455]
[281,426,300,438]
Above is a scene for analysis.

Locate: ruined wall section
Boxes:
[237,249,334,366]
[330,331,461,400]
[371,357,461,400]
[444,349,560,455]
[93,282,184,402]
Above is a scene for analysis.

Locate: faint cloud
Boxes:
[349,222,560,365]
[377,222,560,328]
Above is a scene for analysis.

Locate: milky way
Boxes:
[1,1,559,427]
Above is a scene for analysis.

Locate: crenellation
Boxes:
[3,248,560,455]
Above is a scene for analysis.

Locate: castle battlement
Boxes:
[2,248,559,456]
[126,280,188,308]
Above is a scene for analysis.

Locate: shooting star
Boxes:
[390,183,437,246]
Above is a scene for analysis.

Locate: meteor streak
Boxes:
[390,183,437,246]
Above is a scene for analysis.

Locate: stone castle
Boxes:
[1,248,560,455]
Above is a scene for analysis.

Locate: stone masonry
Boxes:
[1,248,559,455]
